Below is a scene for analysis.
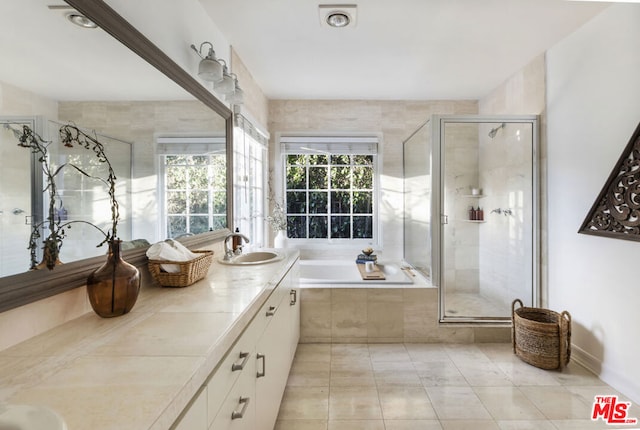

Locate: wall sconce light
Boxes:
[225,74,244,105]
[190,42,223,82]
[214,62,235,95]
[190,41,244,105]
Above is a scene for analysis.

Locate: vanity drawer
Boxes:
[209,358,256,430]
[252,283,290,339]
[206,320,259,426]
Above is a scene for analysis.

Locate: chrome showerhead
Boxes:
[488,123,506,138]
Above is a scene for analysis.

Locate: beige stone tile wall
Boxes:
[0,80,58,118]
[231,48,269,129]
[59,100,226,244]
[268,100,478,259]
[442,123,481,293]
[0,287,90,351]
[299,287,510,343]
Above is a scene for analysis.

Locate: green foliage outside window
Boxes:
[165,154,226,238]
[285,153,374,240]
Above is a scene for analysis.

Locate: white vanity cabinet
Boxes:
[172,261,300,430]
[287,264,300,361]
[255,286,294,429]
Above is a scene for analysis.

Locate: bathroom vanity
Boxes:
[0,249,300,430]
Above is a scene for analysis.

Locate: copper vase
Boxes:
[87,240,140,318]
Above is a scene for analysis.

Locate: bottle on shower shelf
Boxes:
[478,207,484,221]
[469,206,476,221]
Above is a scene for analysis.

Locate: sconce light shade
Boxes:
[215,66,236,95]
[225,75,244,105]
[198,58,223,82]
[191,42,223,82]
[190,41,243,103]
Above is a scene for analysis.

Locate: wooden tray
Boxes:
[356,263,386,280]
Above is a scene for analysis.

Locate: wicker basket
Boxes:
[511,298,572,370]
[148,250,214,288]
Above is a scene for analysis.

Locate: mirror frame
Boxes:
[0,0,233,313]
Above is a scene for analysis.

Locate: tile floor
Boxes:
[275,343,639,430]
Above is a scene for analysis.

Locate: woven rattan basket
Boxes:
[148,250,214,288]
[511,298,572,370]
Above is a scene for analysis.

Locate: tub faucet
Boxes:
[223,232,250,260]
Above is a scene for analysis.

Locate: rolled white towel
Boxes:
[165,239,199,260]
[146,239,199,272]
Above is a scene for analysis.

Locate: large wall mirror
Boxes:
[0,0,233,311]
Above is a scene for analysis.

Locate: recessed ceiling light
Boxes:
[319,4,357,28]
[326,12,350,27]
[66,12,97,29]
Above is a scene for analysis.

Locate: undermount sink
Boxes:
[0,404,67,430]
[219,251,283,265]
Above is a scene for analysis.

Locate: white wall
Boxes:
[546,4,640,403]
[104,0,231,91]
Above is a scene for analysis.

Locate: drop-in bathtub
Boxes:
[299,259,415,285]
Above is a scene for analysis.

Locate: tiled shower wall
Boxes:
[443,123,481,293]
[478,54,546,308]
[478,123,535,310]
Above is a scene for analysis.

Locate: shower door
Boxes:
[0,117,42,276]
[433,115,539,322]
[403,119,432,279]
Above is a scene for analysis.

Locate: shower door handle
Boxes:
[441,214,448,225]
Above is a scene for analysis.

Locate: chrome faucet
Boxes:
[223,233,250,260]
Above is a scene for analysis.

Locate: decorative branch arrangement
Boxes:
[266,167,287,232]
[58,124,120,246]
[579,122,640,242]
[5,123,120,270]
[266,201,287,232]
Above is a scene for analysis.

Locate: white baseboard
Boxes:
[572,344,640,405]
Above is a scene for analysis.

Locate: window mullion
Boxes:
[350,156,354,238]
[208,155,213,228]
[305,160,310,239]
[327,158,332,239]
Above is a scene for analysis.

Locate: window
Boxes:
[234,115,268,247]
[157,137,226,238]
[281,136,378,242]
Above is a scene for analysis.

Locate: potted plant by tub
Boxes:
[266,200,287,248]
[8,123,140,317]
[266,168,287,247]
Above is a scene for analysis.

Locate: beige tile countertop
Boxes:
[0,249,299,430]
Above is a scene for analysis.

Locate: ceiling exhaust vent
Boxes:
[319,4,357,28]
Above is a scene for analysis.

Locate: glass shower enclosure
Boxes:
[404,115,539,323]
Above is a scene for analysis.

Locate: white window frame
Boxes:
[233,114,269,248]
[276,133,382,249]
[156,136,226,240]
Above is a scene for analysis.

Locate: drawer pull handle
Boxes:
[231,396,250,420]
[231,351,250,371]
[266,306,277,317]
[256,353,266,378]
[290,289,297,306]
